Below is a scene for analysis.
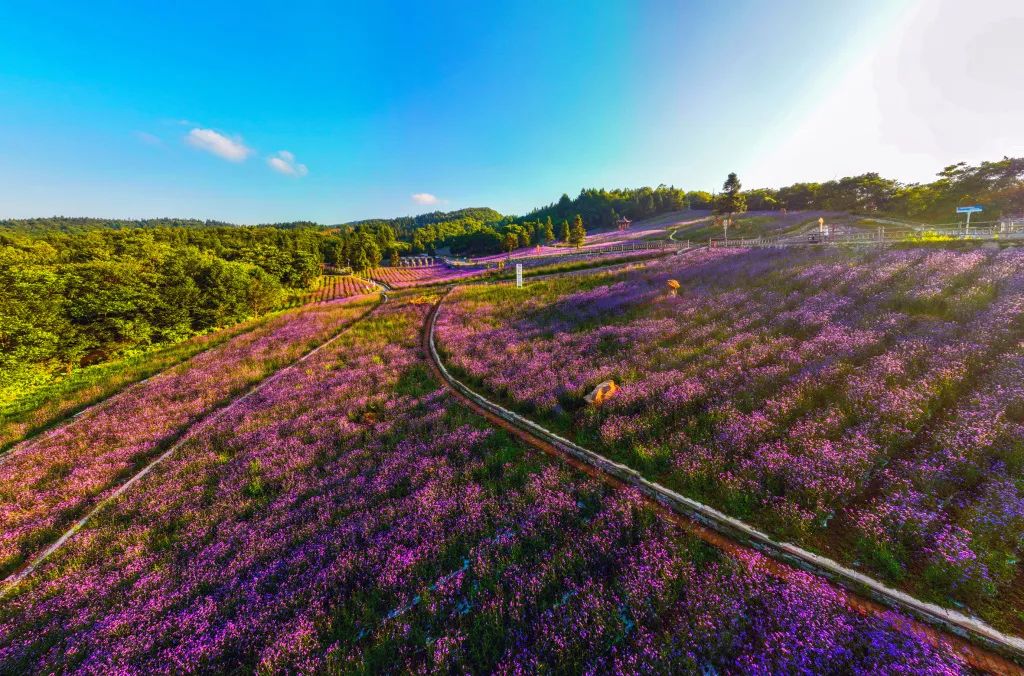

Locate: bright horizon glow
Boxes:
[0,0,1020,223]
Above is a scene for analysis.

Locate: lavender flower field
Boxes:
[0,296,377,579]
[436,246,1024,633]
[7,0,1024,668]
[0,294,972,673]
[0,317,259,452]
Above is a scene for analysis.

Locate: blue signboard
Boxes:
[956,206,983,213]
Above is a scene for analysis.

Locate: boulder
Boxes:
[584,380,618,405]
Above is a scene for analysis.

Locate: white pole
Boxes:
[515,263,523,288]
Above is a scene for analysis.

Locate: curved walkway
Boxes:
[424,288,1024,674]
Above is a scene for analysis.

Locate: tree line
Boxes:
[517,185,708,231]
[738,157,1024,222]
[0,226,335,403]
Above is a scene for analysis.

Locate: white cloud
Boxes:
[185,128,253,162]
[411,192,440,205]
[267,150,308,177]
[134,131,162,146]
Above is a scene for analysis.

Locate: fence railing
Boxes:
[710,224,1024,249]
[443,241,673,269]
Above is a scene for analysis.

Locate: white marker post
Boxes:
[515,263,523,288]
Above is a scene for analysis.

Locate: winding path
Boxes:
[423,287,1024,674]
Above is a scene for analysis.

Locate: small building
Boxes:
[616,216,632,232]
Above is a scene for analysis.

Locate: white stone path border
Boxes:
[427,283,1024,668]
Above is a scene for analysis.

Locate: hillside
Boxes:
[436,245,1024,635]
[342,206,504,234]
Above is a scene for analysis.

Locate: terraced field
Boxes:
[284,275,378,307]
[367,265,490,288]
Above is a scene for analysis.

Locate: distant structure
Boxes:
[398,255,435,267]
[616,216,632,232]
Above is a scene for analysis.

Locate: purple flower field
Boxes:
[436,246,1024,632]
[0,297,376,579]
[0,294,970,673]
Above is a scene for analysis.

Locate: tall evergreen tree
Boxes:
[569,215,586,248]
[543,216,555,243]
[715,172,747,237]
[560,220,570,244]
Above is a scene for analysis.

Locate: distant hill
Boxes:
[0,217,323,235]
[342,207,504,238]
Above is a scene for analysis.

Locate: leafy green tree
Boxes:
[685,190,713,210]
[351,245,370,273]
[503,232,518,253]
[245,267,282,316]
[0,250,69,400]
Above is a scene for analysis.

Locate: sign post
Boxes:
[956,206,982,234]
[515,263,523,288]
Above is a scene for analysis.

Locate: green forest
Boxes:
[0,226,328,404]
[743,157,1024,220]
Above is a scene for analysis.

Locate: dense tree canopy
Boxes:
[0,226,332,402]
[518,186,691,231]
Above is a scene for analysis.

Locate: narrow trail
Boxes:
[1,294,385,593]
[422,288,1024,674]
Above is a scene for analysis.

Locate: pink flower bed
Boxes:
[368,265,489,288]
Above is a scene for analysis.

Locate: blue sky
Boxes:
[1,0,1020,223]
